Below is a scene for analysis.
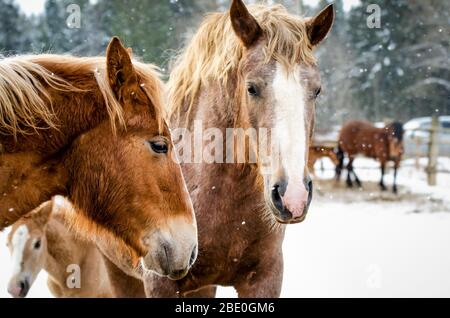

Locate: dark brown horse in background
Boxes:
[0,37,197,283]
[336,120,404,193]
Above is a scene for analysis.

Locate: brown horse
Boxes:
[0,37,197,281]
[145,1,334,297]
[308,146,339,177]
[6,199,114,298]
[336,120,404,193]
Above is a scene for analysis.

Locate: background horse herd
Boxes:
[0,0,407,298]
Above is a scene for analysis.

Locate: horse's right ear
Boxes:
[230,0,262,48]
[29,201,53,227]
[306,3,335,46]
[106,37,138,98]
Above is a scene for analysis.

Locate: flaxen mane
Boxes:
[167,4,316,121]
[0,54,164,138]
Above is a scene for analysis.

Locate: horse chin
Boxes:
[274,213,306,224]
[139,258,188,280]
[139,257,166,278]
[266,201,308,224]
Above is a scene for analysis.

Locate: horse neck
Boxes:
[101,254,145,297]
[43,216,87,286]
[373,128,389,158]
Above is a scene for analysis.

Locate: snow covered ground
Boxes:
[1,157,450,298]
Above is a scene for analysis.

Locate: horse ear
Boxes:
[29,201,53,227]
[106,37,138,97]
[306,3,334,46]
[230,0,262,48]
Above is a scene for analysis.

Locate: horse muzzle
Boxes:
[140,217,198,280]
[7,277,31,298]
[269,177,313,224]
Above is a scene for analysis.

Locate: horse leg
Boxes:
[351,166,362,188]
[234,255,283,298]
[184,286,217,298]
[346,156,354,187]
[379,162,387,191]
[392,161,399,194]
[335,146,344,182]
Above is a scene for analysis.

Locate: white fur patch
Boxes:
[272,62,306,183]
[10,224,29,276]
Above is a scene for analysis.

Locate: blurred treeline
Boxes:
[0,0,449,128]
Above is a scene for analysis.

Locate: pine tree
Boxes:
[348,0,450,121]
[0,0,31,54]
[314,0,357,129]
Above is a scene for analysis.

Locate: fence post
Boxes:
[415,138,420,169]
[427,115,439,186]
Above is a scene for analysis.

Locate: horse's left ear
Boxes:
[230,0,262,48]
[106,37,138,98]
[306,4,335,46]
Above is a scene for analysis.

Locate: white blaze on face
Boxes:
[272,62,309,217]
[10,225,30,276]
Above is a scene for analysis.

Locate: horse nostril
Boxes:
[306,179,313,207]
[271,185,284,212]
[189,245,198,267]
[306,179,313,192]
[19,281,25,291]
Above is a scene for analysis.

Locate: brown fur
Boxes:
[337,120,404,193]
[145,1,334,297]
[308,146,339,176]
[0,37,197,279]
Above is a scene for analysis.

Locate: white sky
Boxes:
[15,0,46,16]
[15,0,360,16]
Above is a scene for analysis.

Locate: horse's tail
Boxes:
[335,144,345,180]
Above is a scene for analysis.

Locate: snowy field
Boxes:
[1,157,450,298]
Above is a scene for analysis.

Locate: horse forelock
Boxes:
[166,4,316,122]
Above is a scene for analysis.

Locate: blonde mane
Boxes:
[0,54,163,138]
[167,4,316,121]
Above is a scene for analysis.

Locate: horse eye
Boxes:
[149,141,168,154]
[314,87,322,98]
[34,240,41,250]
[247,83,260,97]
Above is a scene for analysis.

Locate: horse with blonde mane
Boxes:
[0,37,197,282]
[145,0,334,297]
